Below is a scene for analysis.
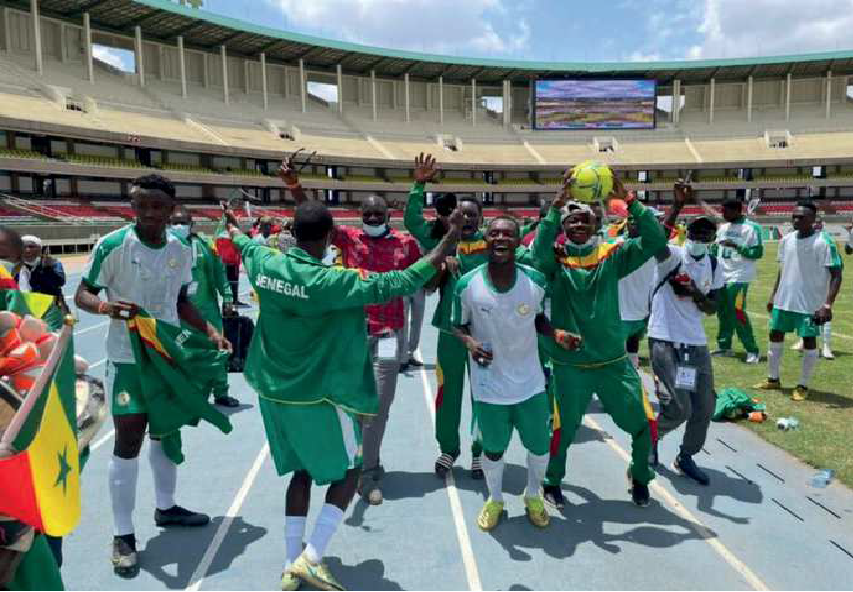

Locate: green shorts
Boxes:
[259,397,362,485]
[770,308,818,338]
[106,362,146,416]
[622,318,648,341]
[474,392,550,456]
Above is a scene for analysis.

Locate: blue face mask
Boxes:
[362,223,388,238]
[170,224,191,240]
[685,239,709,258]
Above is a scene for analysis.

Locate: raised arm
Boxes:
[529,181,568,277]
[614,183,668,277]
[404,153,442,250]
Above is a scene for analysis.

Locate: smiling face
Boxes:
[362,196,388,227]
[565,210,597,245]
[459,200,482,239]
[131,188,174,237]
[486,218,519,265]
[22,242,41,263]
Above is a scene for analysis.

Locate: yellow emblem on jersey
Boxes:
[517,304,531,317]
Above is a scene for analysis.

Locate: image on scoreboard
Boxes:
[534,79,656,130]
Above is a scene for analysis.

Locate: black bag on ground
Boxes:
[223,315,254,372]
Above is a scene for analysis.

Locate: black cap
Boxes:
[687,215,717,233]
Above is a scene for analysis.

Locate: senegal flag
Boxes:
[127,310,232,464]
[0,289,79,537]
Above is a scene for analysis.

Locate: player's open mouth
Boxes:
[493,245,510,254]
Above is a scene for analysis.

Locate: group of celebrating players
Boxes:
[4,150,843,592]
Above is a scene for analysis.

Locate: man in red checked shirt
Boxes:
[280,159,421,505]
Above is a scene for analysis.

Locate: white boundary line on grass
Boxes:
[583,415,769,591]
[185,444,270,591]
[416,348,483,592]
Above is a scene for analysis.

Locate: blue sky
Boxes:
[100,1,853,73]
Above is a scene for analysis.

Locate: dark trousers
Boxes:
[226,264,240,302]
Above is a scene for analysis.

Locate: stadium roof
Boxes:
[17,0,853,83]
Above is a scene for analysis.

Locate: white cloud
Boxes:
[628,51,662,62]
[266,0,531,57]
[689,0,853,59]
[92,45,134,72]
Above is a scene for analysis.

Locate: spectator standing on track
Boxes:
[281,158,423,505]
[452,216,580,532]
[74,175,230,577]
[18,235,69,330]
[647,186,723,485]
[224,198,462,591]
[530,174,666,510]
[404,154,487,480]
[618,209,665,369]
[215,226,246,308]
[754,201,843,401]
[170,206,239,408]
[711,197,763,364]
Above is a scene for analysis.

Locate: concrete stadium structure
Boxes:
[1,0,853,247]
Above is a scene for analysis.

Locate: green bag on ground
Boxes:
[713,388,767,421]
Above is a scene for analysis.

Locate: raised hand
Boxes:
[674,180,694,206]
[413,152,440,184]
[279,153,301,186]
[609,176,628,201]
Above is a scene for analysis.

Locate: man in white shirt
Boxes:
[649,209,723,486]
[619,209,664,369]
[712,197,763,363]
[75,175,230,576]
[452,216,579,532]
[754,201,843,401]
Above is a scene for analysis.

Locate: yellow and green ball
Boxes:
[568,160,614,203]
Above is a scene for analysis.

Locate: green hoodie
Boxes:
[531,199,666,367]
[234,234,436,414]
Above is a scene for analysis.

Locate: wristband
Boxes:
[97,302,109,315]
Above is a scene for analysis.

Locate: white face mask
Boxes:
[23,256,40,267]
[171,224,191,240]
[570,235,599,249]
[685,239,709,258]
[362,222,388,238]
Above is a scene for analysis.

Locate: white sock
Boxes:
[628,352,640,369]
[304,504,344,564]
[149,440,177,511]
[767,342,784,380]
[822,322,832,350]
[285,515,307,567]
[526,452,549,498]
[799,349,819,387]
[109,455,139,536]
[482,455,505,503]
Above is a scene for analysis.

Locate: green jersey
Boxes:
[186,234,232,318]
[531,199,666,367]
[234,234,436,414]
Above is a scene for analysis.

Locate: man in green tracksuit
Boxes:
[170,206,238,407]
[404,153,488,479]
[226,197,461,591]
[711,197,763,363]
[531,179,666,509]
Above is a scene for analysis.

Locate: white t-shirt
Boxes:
[619,254,657,322]
[648,245,724,346]
[452,263,547,405]
[83,225,193,363]
[774,231,842,314]
[716,218,763,283]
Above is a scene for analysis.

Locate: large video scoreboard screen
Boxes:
[534,79,656,130]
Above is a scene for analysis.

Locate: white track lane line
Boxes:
[90,429,114,451]
[185,444,270,591]
[416,348,483,592]
[583,415,769,591]
[75,320,109,336]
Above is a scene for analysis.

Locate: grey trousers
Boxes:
[362,329,405,474]
[649,339,715,457]
[402,289,426,359]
